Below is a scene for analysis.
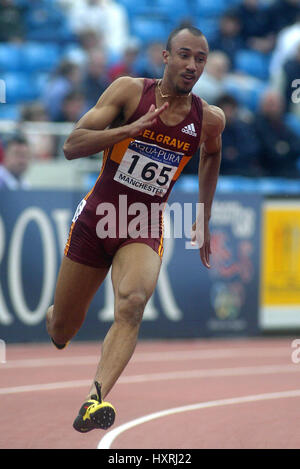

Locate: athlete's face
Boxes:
[163,30,209,95]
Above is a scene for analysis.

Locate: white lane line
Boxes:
[0,363,299,395]
[0,347,291,369]
[1,356,97,369]
[97,389,300,449]
[0,379,91,395]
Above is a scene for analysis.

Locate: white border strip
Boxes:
[263,201,300,209]
[260,307,300,329]
[98,389,300,449]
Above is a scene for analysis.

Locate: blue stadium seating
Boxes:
[24,2,75,43]
[0,44,22,72]
[234,50,271,81]
[118,0,152,16]
[14,0,57,5]
[1,72,47,104]
[0,104,20,121]
[34,72,50,96]
[13,0,31,6]
[119,0,192,25]
[224,79,267,112]
[1,73,30,103]
[154,0,192,21]
[285,113,300,137]
[196,17,220,42]
[131,17,171,44]
[194,0,228,17]
[0,42,61,74]
[21,43,61,72]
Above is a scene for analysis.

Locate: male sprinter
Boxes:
[46,26,225,433]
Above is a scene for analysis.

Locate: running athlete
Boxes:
[46,26,225,433]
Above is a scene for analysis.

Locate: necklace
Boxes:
[157,80,191,99]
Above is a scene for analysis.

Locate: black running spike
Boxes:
[94,381,102,402]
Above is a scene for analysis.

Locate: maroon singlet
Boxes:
[65,79,203,268]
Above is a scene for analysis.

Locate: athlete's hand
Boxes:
[191,219,211,269]
[127,103,169,138]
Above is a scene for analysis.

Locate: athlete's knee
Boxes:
[115,291,147,327]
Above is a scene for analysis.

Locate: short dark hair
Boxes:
[166,26,204,52]
[5,133,28,149]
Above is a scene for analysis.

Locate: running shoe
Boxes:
[73,381,116,433]
[51,337,69,350]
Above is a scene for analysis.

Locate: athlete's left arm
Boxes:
[192,104,225,268]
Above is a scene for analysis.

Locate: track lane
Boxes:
[1,338,299,449]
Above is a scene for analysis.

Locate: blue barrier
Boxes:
[0,189,261,343]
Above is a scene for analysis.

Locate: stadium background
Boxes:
[0,0,300,343]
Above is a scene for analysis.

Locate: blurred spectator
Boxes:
[21,102,50,123]
[67,0,130,57]
[193,51,230,104]
[233,0,275,53]
[99,0,130,57]
[43,60,83,121]
[269,17,300,79]
[108,38,140,82]
[267,0,300,35]
[64,29,104,68]
[0,0,25,42]
[53,91,87,158]
[20,103,55,161]
[135,42,165,79]
[215,94,262,176]
[209,12,245,68]
[82,50,110,108]
[55,91,86,122]
[0,134,31,189]
[255,89,300,177]
[64,0,105,33]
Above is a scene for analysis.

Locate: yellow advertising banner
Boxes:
[260,201,300,329]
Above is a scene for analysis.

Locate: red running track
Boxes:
[1,337,300,449]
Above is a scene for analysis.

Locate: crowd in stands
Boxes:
[1,0,300,186]
[0,133,31,189]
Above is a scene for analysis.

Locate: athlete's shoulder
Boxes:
[110,76,145,94]
[201,99,226,137]
[99,76,143,99]
[94,76,145,109]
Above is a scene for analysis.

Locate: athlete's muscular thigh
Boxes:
[51,256,109,333]
[111,243,162,325]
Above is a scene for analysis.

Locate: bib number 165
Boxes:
[128,154,173,187]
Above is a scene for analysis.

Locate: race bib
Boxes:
[113,140,183,197]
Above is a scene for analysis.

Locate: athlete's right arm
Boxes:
[63,77,168,160]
